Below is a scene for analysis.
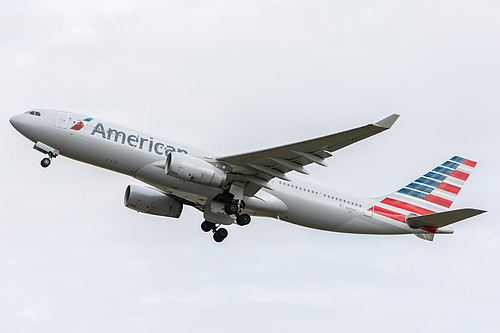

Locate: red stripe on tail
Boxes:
[437,182,461,195]
[381,198,435,215]
[463,159,477,167]
[373,206,406,223]
[450,170,469,181]
[425,194,453,208]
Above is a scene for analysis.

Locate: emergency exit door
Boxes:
[56,112,69,128]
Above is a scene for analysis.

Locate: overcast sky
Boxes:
[1,1,499,332]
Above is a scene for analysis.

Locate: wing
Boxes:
[217,114,400,196]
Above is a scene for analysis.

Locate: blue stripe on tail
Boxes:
[414,177,440,187]
[397,188,428,199]
[424,172,446,181]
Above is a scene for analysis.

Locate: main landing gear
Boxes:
[224,200,251,226]
[201,221,228,243]
[201,200,252,243]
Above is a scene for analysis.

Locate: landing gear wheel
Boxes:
[213,228,228,242]
[236,213,251,226]
[41,158,51,168]
[224,201,239,215]
[201,221,215,232]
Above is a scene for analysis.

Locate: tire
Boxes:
[201,221,214,232]
[224,201,239,215]
[217,228,228,239]
[41,158,51,168]
[213,232,224,242]
[236,214,251,226]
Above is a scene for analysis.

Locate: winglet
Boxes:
[375,114,400,129]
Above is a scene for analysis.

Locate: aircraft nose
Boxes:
[9,115,22,130]
[9,114,29,134]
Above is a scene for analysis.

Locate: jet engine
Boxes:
[166,152,227,187]
[124,185,183,218]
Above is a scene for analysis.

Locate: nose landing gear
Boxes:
[40,151,57,168]
[40,151,58,168]
[33,142,59,168]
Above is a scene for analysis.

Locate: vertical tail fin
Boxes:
[371,156,478,229]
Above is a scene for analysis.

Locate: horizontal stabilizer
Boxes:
[407,209,486,228]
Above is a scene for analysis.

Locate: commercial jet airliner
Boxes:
[10,110,485,242]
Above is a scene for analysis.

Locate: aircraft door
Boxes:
[363,200,374,217]
[56,112,69,128]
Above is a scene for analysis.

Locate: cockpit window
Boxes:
[25,110,41,116]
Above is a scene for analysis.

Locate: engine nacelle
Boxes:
[124,185,183,218]
[166,152,227,187]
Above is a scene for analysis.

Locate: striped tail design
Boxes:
[371,156,477,232]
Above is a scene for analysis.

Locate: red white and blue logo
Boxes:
[368,156,477,233]
[70,117,94,131]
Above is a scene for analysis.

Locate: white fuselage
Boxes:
[10,110,419,235]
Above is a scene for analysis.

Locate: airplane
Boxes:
[9,109,486,243]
